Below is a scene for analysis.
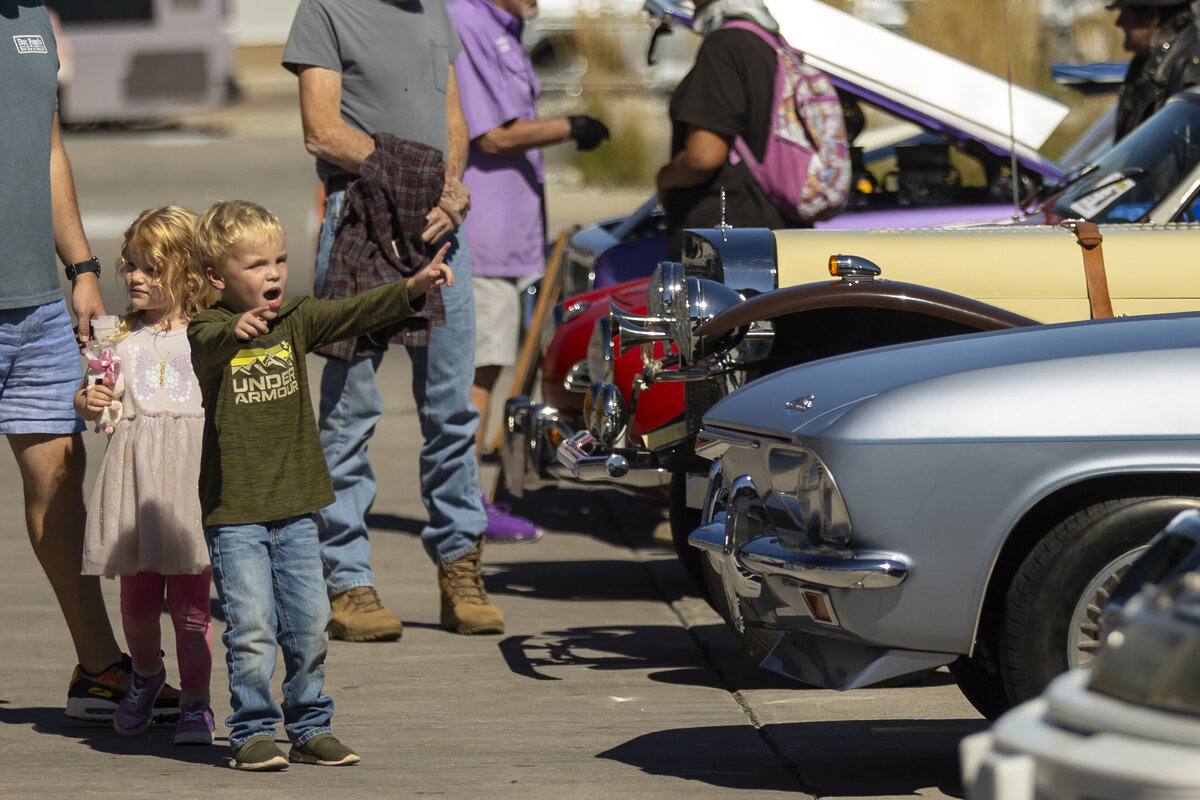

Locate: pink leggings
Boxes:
[120,570,213,694]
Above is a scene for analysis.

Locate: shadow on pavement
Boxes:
[597,722,809,793]
[0,702,229,767]
[363,488,674,557]
[363,512,425,537]
[503,487,671,553]
[498,624,718,681]
[496,624,798,690]
[483,558,692,603]
[598,718,985,797]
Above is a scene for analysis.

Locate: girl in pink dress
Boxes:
[74,206,218,744]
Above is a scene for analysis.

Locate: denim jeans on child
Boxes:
[313,190,487,595]
[205,515,334,750]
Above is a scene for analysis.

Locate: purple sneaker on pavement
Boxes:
[481,491,543,543]
[113,666,166,736]
[174,701,215,745]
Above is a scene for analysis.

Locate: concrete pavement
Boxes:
[2,351,983,799]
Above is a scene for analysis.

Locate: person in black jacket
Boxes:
[1111,0,1200,140]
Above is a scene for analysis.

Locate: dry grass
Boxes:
[904,0,1126,159]
[569,9,667,185]
[907,0,1046,89]
[906,0,1124,90]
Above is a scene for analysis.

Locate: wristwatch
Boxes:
[65,256,101,280]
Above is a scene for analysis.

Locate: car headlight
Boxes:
[647,261,685,325]
[645,261,747,364]
[1087,570,1200,715]
[583,381,627,447]
[768,447,852,546]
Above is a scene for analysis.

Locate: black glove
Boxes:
[568,115,610,152]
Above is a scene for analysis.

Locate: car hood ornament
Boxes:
[785,394,816,413]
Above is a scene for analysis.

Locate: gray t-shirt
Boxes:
[0,2,64,309]
[282,0,463,182]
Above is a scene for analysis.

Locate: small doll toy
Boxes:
[86,349,125,434]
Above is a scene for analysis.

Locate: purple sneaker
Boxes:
[481,491,543,543]
[174,701,215,745]
[113,666,166,736]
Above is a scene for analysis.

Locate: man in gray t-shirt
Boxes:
[2,1,131,723]
[284,0,504,641]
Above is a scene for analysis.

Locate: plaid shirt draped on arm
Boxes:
[316,132,447,360]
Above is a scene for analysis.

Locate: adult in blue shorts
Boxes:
[2,1,136,722]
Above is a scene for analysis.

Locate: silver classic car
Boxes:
[688,311,1200,718]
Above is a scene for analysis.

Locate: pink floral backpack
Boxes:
[723,19,851,223]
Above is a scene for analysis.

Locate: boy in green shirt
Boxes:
[188,201,451,771]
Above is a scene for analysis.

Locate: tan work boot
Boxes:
[328,586,404,642]
[438,543,504,635]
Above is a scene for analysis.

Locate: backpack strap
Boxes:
[718,19,792,172]
[718,18,795,55]
[718,19,812,173]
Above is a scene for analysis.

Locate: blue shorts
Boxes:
[0,300,86,435]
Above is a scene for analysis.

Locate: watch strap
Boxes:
[65,256,101,280]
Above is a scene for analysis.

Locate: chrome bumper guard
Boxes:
[502,396,670,497]
[556,430,669,488]
[688,474,908,591]
[691,520,908,589]
[502,396,574,498]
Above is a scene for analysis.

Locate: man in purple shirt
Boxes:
[448,0,607,541]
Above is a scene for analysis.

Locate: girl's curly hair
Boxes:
[117,205,217,329]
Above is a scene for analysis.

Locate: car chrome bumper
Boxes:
[690,520,908,589]
[501,396,669,497]
[687,474,909,591]
[556,430,669,487]
[688,474,951,690]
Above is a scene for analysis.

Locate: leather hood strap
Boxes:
[1068,220,1114,319]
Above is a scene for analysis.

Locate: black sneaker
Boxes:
[65,654,181,724]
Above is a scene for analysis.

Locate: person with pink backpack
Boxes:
[655,0,850,259]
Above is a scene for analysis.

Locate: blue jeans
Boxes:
[205,515,335,750]
[314,190,485,595]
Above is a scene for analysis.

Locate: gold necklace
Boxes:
[148,329,168,388]
[145,316,183,389]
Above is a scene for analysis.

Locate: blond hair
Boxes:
[117,205,216,331]
[193,200,285,277]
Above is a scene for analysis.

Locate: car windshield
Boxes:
[1048,95,1200,223]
